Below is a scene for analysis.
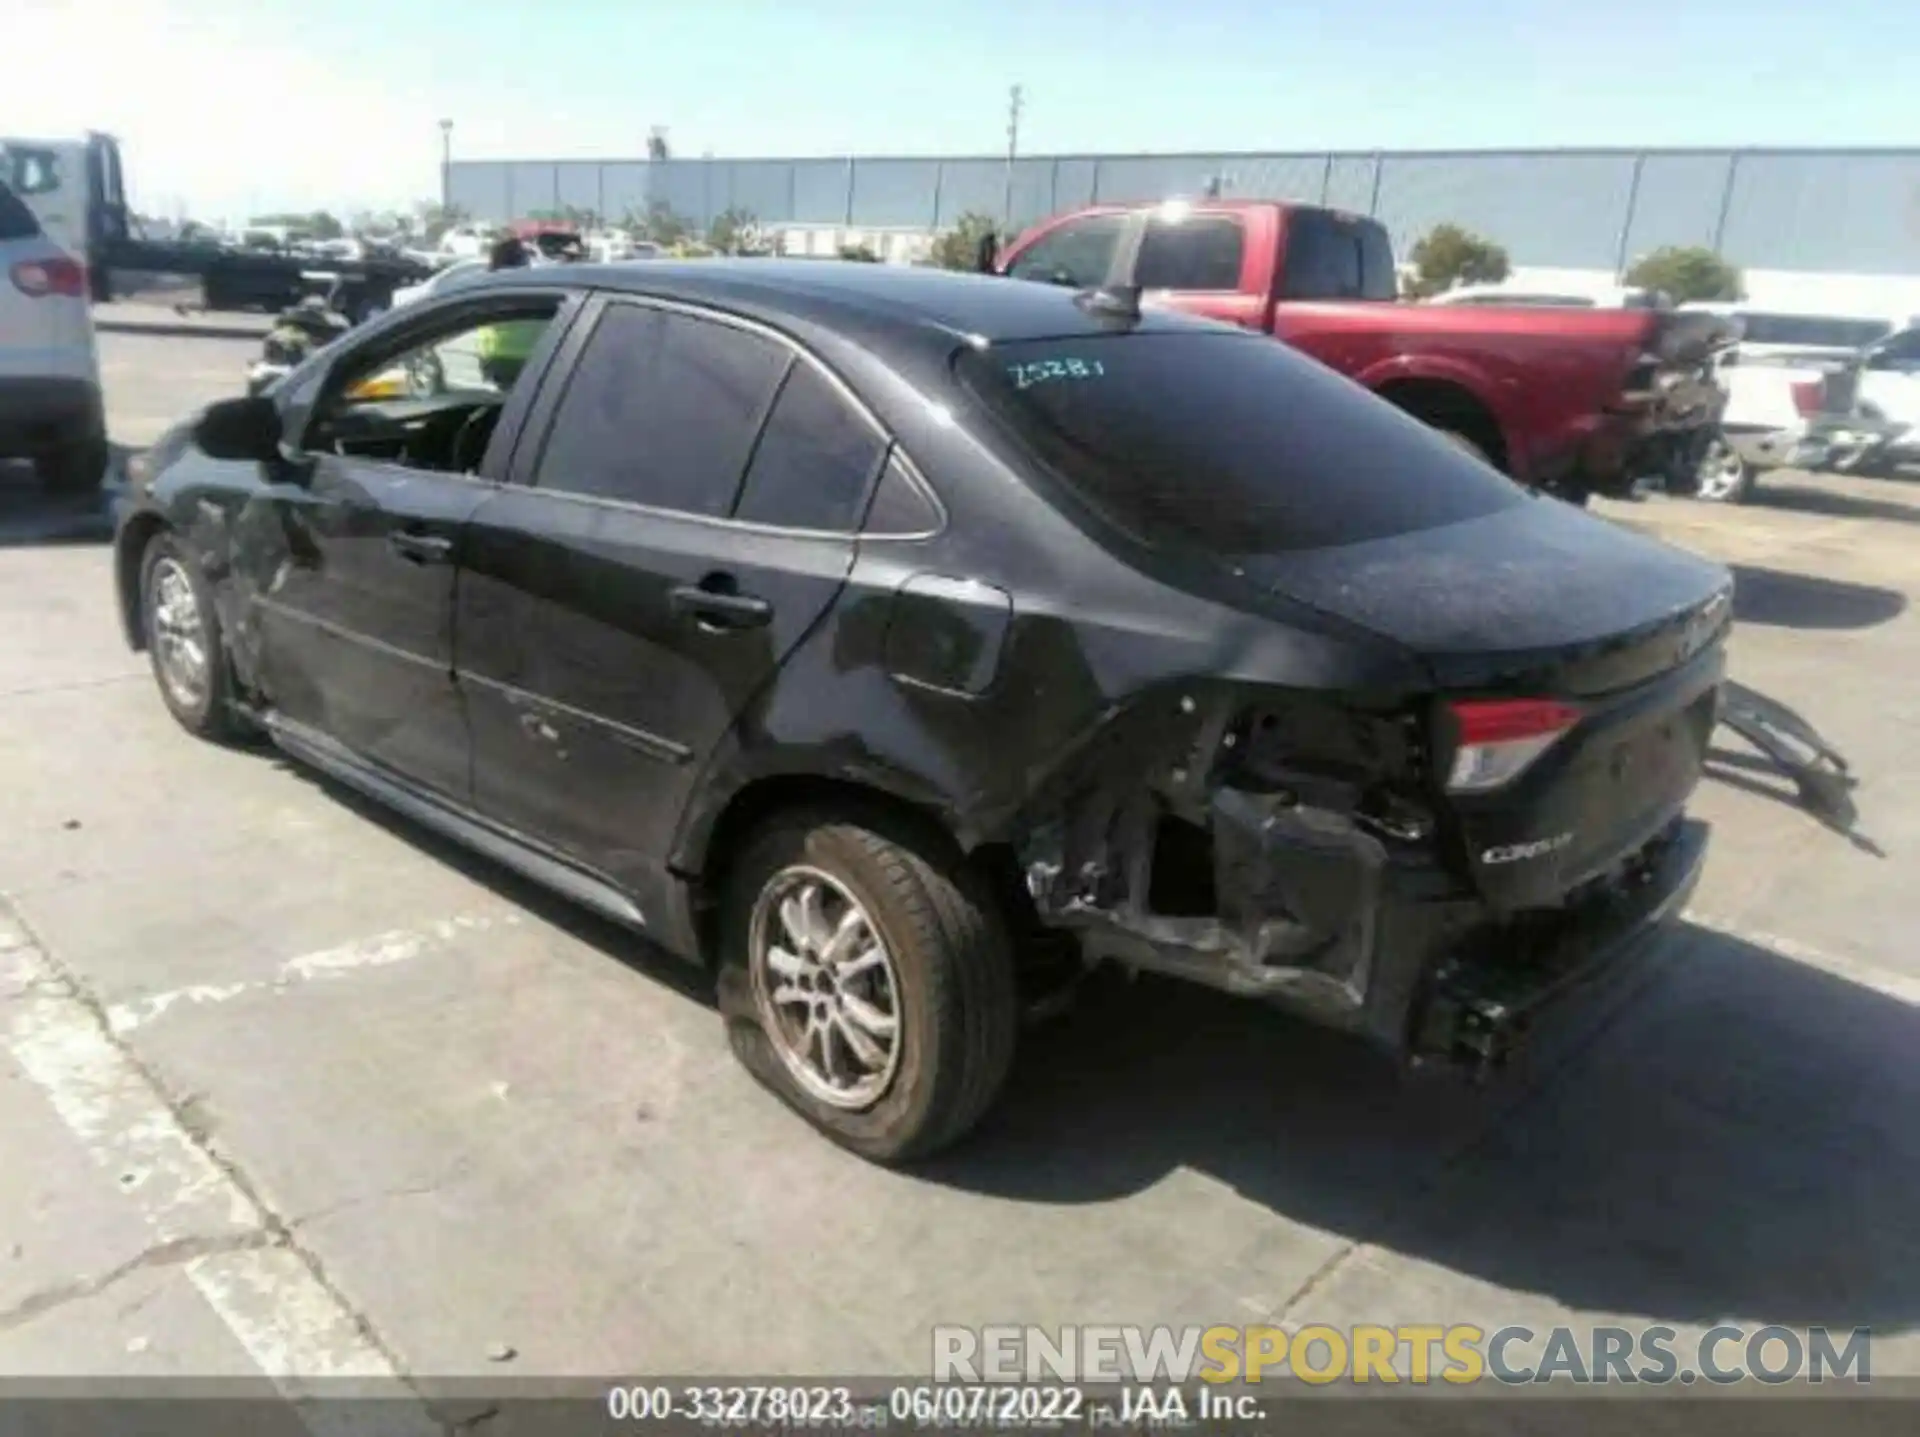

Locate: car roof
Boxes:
[470,258,1234,347]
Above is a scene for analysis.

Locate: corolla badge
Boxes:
[1481,832,1574,865]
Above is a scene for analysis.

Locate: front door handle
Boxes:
[669,579,773,631]
[388,529,454,565]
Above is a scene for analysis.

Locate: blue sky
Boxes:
[13,0,1916,219]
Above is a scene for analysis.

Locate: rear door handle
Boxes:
[669,581,773,630]
[388,530,454,565]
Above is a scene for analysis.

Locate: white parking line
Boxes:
[1689,910,1920,1007]
[1,911,439,1432]
[107,914,517,1035]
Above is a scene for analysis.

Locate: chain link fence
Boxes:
[448,148,1920,276]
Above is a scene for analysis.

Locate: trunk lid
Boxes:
[1235,498,1731,908]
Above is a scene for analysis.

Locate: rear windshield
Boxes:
[0,181,39,241]
[958,332,1524,556]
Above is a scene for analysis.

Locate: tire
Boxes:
[37,430,109,496]
[139,532,249,743]
[1689,436,1754,504]
[716,809,1019,1165]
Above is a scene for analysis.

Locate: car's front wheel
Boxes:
[1690,436,1754,504]
[140,533,248,742]
[717,811,1019,1165]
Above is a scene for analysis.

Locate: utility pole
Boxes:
[439,119,454,211]
[1000,84,1024,236]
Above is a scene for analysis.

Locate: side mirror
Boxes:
[194,396,284,463]
[975,232,999,274]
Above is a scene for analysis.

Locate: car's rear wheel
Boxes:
[141,533,248,742]
[1690,436,1754,504]
[38,430,109,496]
[717,810,1019,1165]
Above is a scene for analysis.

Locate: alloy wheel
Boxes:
[1695,439,1747,501]
[748,866,904,1110]
[149,558,210,711]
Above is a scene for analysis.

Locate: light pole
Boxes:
[1000,84,1024,236]
[439,119,454,211]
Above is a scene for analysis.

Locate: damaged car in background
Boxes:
[113,261,1735,1165]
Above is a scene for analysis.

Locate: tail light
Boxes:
[1445,698,1582,793]
[10,256,87,299]
[1790,379,1825,418]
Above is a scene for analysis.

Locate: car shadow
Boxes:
[1729,563,1907,630]
[1756,479,1920,526]
[924,920,1920,1333]
[1703,746,1885,857]
[268,749,1920,1335]
[273,758,720,1011]
[0,451,125,547]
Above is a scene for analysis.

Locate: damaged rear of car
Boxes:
[950,325,1730,1081]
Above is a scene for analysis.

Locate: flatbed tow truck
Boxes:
[4,132,432,322]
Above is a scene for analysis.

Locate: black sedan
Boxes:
[112,261,1732,1163]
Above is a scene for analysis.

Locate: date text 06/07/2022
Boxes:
[603,1383,1262,1429]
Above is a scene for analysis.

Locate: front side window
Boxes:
[2,147,62,197]
[300,301,562,472]
[333,307,556,412]
[534,305,789,515]
[959,332,1522,557]
[1135,215,1245,291]
[1005,214,1127,289]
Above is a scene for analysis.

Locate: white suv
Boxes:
[0,178,106,493]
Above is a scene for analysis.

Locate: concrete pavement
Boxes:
[0,331,1916,1399]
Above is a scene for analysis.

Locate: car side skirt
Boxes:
[264,712,706,961]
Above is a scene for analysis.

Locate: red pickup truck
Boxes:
[992,200,1729,503]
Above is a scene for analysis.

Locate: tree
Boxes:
[707,206,774,256]
[1404,223,1510,299]
[837,243,882,263]
[928,211,1000,271]
[1623,245,1744,303]
[625,199,690,246]
[413,201,471,244]
[647,130,671,161]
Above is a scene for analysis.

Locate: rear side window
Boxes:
[1281,210,1397,301]
[1005,214,1126,289]
[959,332,1523,556]
[732,363,889,531]
[0,181,39,241]
[1136,215,1245,291]
[535,305,788,515]
[1734,313,1892,349]
[863,454,942,536]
